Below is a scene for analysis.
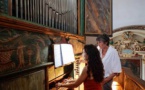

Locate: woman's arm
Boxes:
[65,79,76,83]
[56,66,88,89]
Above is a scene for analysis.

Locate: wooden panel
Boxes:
[0,15,84,41]
[47,65,64,81]
[69,39,84,54]
[124,76,141,90]
[55,67,64,77]
[0,69,45,90]
[112,69,124,90]
[113,67,145,90]
[73,58,85,90]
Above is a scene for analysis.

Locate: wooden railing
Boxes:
[0,0,78,34]
[112,67,145,90]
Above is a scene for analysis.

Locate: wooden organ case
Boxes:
[0,0,85,90]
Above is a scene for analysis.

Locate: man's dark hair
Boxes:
[96,34,110,46]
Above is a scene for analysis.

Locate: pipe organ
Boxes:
[0,0,85,90]
[5,0,78,34]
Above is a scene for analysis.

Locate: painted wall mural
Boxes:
[0,27,51,76]
[85,0,112,36]
[120,58,141,78]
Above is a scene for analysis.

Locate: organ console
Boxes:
[48,54,85,90]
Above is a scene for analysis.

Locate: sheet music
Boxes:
[53,44,63,68]
[53,44,75,68]
[61,44,75,65]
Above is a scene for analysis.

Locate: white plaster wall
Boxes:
[113,0,145,30]
[85,36,96,45]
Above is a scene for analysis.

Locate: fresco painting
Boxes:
[0,27,51,76]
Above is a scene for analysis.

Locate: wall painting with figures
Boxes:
[0,27,51,76]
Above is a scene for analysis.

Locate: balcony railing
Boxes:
[0,0,78,34]
[112,67,145,90]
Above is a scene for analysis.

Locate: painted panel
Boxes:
[0,69,45,90]
[0,0,8,14]
[121,58,141,78]
[85,0,112,36]
[0,27,51,76]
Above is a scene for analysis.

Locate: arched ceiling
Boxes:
[113,30,145,38]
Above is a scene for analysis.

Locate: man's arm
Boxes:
[102,73,119,85]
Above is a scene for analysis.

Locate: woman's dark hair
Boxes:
[84,44,104,83]
[96,34,110,46]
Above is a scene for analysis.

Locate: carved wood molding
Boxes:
[0,15,85,41]
[113,25,145,33]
